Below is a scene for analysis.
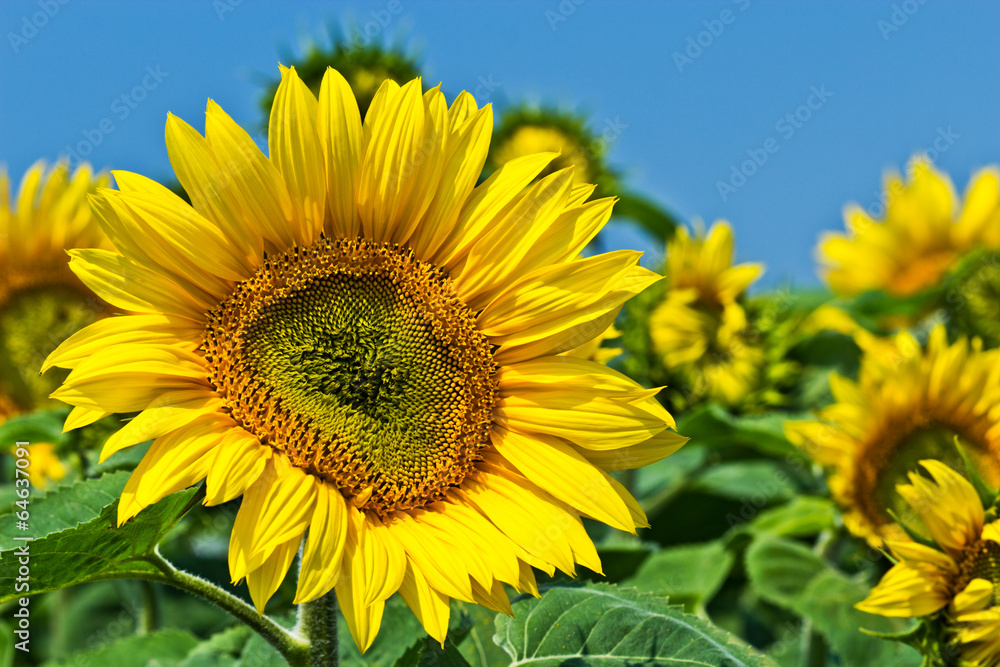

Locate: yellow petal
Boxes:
[336,511,386,653]
[204,100,295,249]
[67,249,210,320]
[203,426,271,507]
[269,66,325,247]
[247,533,303,614]
[491,426,633,532]
[357,79,425,243]
[117,416,226,524]
[317,68,363,239]
[44,314,201,373]
[100,389,223,462]
[164,113,264,266]
[229,456,317,581]
[897,460,984,557]
[432,152,556,269]
[572,428,689,471]
[496,390,668,450]
[398,563,451,646]
[856,560,950,618]
[294,482,349,604]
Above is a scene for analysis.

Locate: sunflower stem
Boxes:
[143,549,309,664]
[295,590,339,666]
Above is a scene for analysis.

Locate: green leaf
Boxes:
[679,405,804,459]
[745,535,920,665]
[395,613,473,667]
[689,461,796,503]
[625,540,734,613]
[0,471,130,550]
[494,584,774,666]
[745,496,837,538]
[0,410,66,448]
[0,486,201,603]
[38,628,199,667]
[178,625,252,667]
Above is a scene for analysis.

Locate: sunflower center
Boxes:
[202,237,497,516]
[957,540,1000,606]
[868,425,981,538]
[0,284,101,414]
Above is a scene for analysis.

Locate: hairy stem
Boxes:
[295,590,339,666]
[142,549,309,664]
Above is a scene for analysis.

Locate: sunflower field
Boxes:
[2,4,1000,667]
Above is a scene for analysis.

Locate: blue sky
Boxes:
[2,0,998,288]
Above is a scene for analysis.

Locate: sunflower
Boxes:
[857,460,1000,666]
[785,325,1000,546]
[647,221,765,409]
[45,66,686,650]
[260,34,420,121]
[0,161,110,486]
[488,107,614,192]
[819,155,1000,298]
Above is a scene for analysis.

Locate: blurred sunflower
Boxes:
[1,161,111,487]
[648,221,766,409]
[857,460,1000,665]
[46,66,686,650]
[487,107,613,193]
[820,155,1000,298]
[785,325,1000,546]
[260,33,420,121]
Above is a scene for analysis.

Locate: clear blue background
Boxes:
[2,0,998,288]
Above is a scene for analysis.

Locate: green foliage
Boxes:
[0,480,200,603]
[745,535,921,666]
[494,584,775,666]
[625,540,735,613]
[37,629,201,667]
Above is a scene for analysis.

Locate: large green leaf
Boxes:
[494,584,774,666]
[0,471,129,550]
[625,540,734,613]
[0,485,200,603]
[745,535,920,665]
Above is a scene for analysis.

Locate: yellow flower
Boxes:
[488,108,611,191]
[23,443,67,489]
[648,221,765,409]
[785,325,1000,546]
[0,161,111,422]
[45,66,686,651]
[820,155,1000,298]
[857,460,1000,665]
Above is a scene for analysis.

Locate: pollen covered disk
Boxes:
[203,237,497,516]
